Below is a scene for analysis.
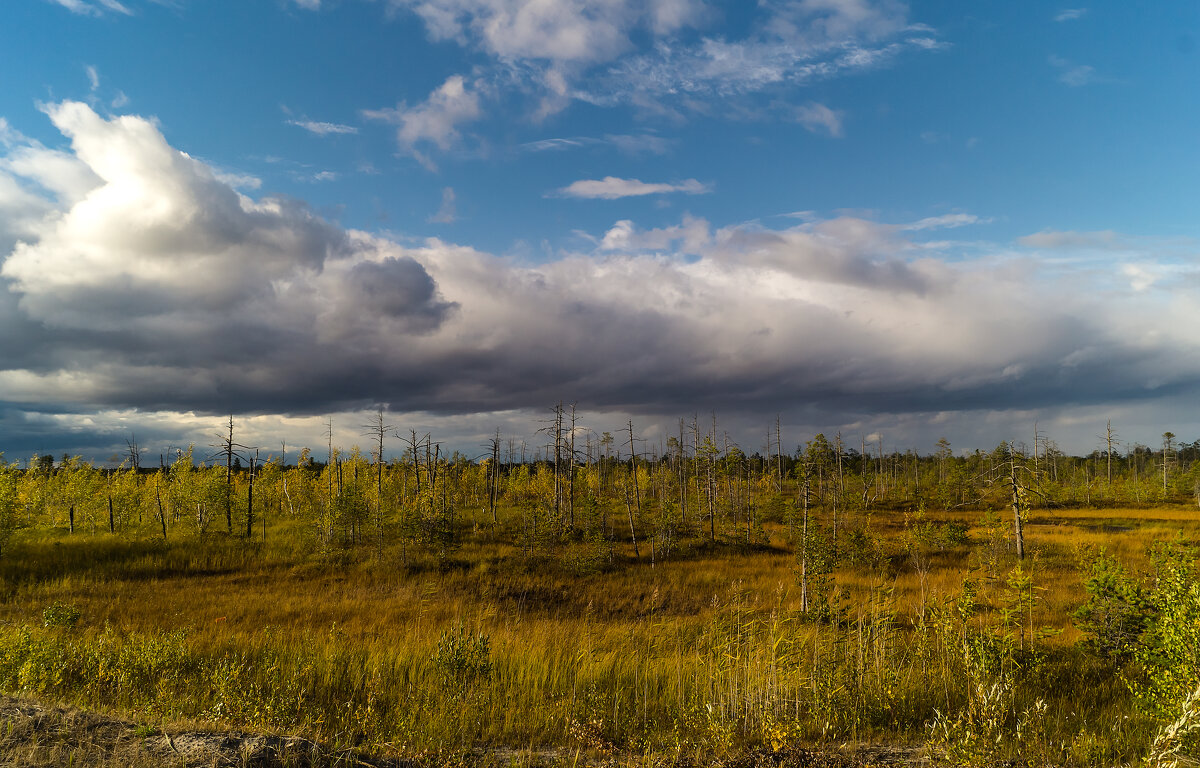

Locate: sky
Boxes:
[0,0,1198,464]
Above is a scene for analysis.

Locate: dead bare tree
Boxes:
[1100,420,1120,492]
[567,404,578,530]
[796,452,812,613]
[246,448,260,539]
[993,441,1048,562]
[535,403,567,529]
[1162,431,1176,498]
[280,442,294,518]
[362,410,394,553]
[400,429,430,497]
[213,416,252,535]
[625,420,643,558]
[486,429,501,525]
[125,434,141,472]
[775,416,784,493]
[677,420,689,529]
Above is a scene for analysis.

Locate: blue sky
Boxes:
[0,0,1198,461]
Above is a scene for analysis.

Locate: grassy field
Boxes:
[0,494,1196,767]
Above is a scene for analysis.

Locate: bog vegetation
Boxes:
[0,411,1197,766]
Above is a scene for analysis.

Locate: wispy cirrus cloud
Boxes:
[521,137,591,152]
[902,213,990,232]
[1054,8,1087,22]
[287,119,358,136]
[587,33,940,106]
[1017,229,1125,249]
[1049,55,1098,86]
[356,2,942,166]
[604,133,674,154]
[793,102,844,137]
[429,187,457,224]
[386,0,706,65]
[49,0,132,15]
[552,176,711,199]
[520,133,672,154]
[0,119,28,148]
[384,0,942,122]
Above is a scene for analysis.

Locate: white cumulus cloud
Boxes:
[363,75,483,170]
[0,102,454,388]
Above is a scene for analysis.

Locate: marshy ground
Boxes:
[0,453,1197,766]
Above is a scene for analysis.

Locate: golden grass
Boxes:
[0,500,1193,765]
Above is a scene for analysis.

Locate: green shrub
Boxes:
[432,625,492,692]
[42,601,81,630]
[1131,540,1200,722]
[1074,549,1151,660]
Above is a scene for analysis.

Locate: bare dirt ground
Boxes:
[0,695,934,768]
[0,695,399,768]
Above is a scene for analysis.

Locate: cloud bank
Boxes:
[2,102,1200,455]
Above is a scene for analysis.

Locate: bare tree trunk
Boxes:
[568,405,577,530]
[155,474,167,539]
[327,420,336,532]
[1105,420,1117,489]
[366,410,392,552]
[246,450,259,539]
[775,416,784,493]
[1010,453,1025,561]
[225,416,235,533]
[623,485,640,558]
[679,420,688,528]
[280,442,294,518]
[489,430,500,525]
[552,403,563,528]
[627,420,643,544]
[800,464,810,613]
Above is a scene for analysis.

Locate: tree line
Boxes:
[2,412,1198,569]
